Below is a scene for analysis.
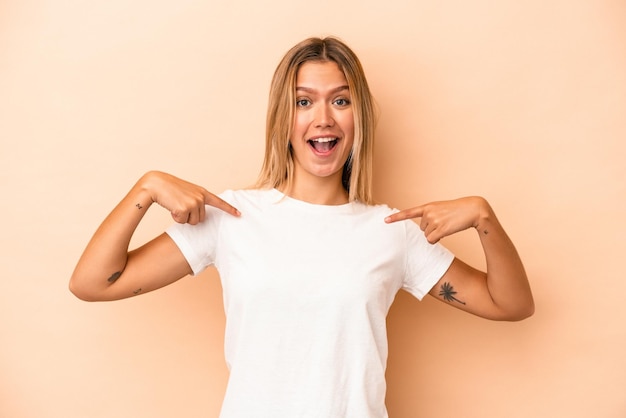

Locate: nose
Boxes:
[314,103,335,128]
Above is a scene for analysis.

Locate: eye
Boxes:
[333,98,351,107]
[296,98,311,107]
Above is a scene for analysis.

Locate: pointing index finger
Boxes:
[204,192,241,217]
[384,206,424,223]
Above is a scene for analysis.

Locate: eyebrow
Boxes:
[295,85,350,94]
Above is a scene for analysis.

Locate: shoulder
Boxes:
[218,188,280,205]
[352,201,401,222]
[346,201,410,239]
[214,188,284,218]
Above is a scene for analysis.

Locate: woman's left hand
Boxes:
[384,196,490,244]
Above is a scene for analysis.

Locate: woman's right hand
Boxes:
[69,171,240,301]
[139,171,240,224]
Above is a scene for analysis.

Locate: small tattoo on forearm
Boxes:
[136,203,143,210]
[107,271,122,283]
[133,288,142,295]
[439,282,466,305]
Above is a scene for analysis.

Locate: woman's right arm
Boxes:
[69,171,240,301]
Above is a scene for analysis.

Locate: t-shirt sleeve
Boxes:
[401,220,455,300]
[165,204,224,276]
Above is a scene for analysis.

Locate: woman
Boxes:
[70,37,534,418]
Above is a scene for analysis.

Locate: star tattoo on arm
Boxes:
[439,282,466,305]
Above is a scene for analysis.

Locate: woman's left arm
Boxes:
[385,197,534,321]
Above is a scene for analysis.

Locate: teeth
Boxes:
[310,137,336,143]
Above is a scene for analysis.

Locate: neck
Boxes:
[280,171,349,205]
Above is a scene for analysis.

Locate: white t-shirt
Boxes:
[166,188,454,418]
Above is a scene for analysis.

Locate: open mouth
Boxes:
[308,137,339,153]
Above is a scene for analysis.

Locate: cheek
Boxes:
[342,113,355,141]
[291,115,308,138]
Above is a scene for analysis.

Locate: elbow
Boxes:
[68,281,92,302]
[68,276,104,302]
[501,300,535,322]
[516,292,536,320]
[521,300,536,319]
[510,306,534,321]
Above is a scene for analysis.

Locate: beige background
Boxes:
[1,0,625,417]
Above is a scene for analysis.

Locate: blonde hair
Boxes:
[255,36,377,204]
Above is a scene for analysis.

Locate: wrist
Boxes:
[134,171,161,206]
[472,196,493,231]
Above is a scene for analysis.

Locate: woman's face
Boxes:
[290,60,355,186]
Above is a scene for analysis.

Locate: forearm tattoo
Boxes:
[107,271,122,283]
[133,288,142,295]
[439,282,466,305]
[136,203,143,210]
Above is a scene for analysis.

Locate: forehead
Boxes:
[295,61,348,89]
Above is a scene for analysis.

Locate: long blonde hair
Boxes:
[255,36,377,204]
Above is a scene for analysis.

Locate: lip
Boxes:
[307,135,341,156]
[308,134,341,140]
